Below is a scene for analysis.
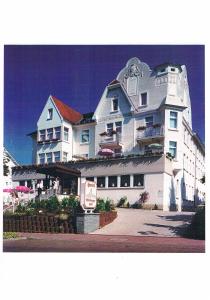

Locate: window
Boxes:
[97,177,105,188]
[47,128,53,140]
[145,116,153,127]
[160,68,165,73]
[170,111,178,129]
[39,153,45,164]
[63,152,68,162]
[171,68,176,72]
[64,127,69,141]
[134,174,144,187]
[81,129,89,143]
[107,123,113,135]
[46,152,52,163]
[141,93,147,106]
[39,130,45,141]
[120,175,130,187]
[112,98,119,111]
[115,121,122,134]
[169,141,177,158]
[47,108,53,120]
[108,176,117,187]
[54,151,60,162]
[54,127,61,140]
[86,177,94,182]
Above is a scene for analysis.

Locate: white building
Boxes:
[3,147,19,189]
[13,57,205,211]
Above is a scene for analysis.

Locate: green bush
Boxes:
[45,196,60,212]
[117,196,127,207]
[184,206,205,240]
[105,200,111,211]
[95,198,106,212]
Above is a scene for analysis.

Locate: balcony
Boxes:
[136,125,164,144]
[99,133,123,149]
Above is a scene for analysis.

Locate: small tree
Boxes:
[3,153,10,176]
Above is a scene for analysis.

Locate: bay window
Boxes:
[54,127,61,140]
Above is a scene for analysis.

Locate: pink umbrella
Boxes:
[98,148,114,156]
[15,186,31,193]
[3,188,15,193]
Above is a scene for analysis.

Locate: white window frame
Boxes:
[39,153,45,164]
[54,127,61,140]
[112,98,119,112]
[169,141,177,158]
[81,129,90,144]
[64,127,69,141]
[63,152,68,162]
[46,152,52,163]
[140,92,148,106]
[47,128,53,140]
[47,108,53,120]
[169,111,178,129]
[54,151,60,162]
[39,130,46,141]
[145,115,153,127]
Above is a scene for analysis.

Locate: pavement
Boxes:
[3,233,205,253]
[92,208,195,237]
[3,209,204,253]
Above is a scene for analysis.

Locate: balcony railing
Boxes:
[100,133,122,145]
[137,125,164,141]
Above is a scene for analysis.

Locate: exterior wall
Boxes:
[73,124,95,158]
[95,172,164,207]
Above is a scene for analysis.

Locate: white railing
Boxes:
[100,133,122,144]
[137,125,164,139]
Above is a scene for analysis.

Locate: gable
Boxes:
[37,96,62,128]
[93,85,134,121]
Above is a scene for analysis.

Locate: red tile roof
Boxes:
[108,79,120,86]
[51,96,82,124]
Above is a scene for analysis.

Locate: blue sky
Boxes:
[4,45,205,164]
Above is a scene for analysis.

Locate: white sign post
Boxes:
[80,181,97,213]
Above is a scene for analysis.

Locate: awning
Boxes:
[36,163,81,178]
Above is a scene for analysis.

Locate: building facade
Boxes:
[13,57,205,211]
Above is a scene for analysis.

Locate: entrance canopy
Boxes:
[36,163,81,179]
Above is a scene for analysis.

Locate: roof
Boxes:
[51,95,82,124]
[4,147,19,166]
[108,79,120,86]
[154,62,182,72]
[78,112,95,125]
[27,130,37,136]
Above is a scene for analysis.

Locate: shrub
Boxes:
[45,196,60,212]
[184,206,205,240]
[117,196,127,207]
[95,198,106,212]
[105,200,111,211]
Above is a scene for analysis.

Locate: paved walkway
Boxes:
[3,233,205,253]
[92,208,195,237]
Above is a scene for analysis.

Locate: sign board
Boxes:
[81,180,97,211]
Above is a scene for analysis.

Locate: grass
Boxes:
[3,232,18,239]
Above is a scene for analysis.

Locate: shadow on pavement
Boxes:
[142,222,188,236]
[157,214,194,222]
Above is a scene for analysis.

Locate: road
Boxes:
[3,233,205,253]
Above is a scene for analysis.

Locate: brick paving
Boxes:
[3,233,205,253]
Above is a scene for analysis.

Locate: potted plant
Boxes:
[100,131,108,136]
[136,126,146,130]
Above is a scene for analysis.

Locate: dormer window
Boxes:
[171,68,176,72]
[112,98,119,112]
[160,68,166,73]
[47,108,53,120]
